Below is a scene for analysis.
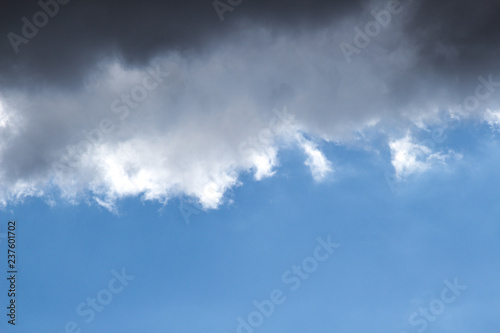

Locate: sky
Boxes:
[0,0,499,332]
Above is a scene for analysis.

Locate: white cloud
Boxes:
[389,134,461,180]
[296,134,333,182]
[249,149,278,181]
[483,109,500,130]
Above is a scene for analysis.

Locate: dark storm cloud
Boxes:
[400,0,500,91]
[0,0,366,89]
[2,0,499,90]
[0,0,498,92]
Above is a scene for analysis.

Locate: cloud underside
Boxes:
[0,0,500,210]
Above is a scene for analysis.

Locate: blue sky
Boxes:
[1,0,500,332]
[1,123,499,333]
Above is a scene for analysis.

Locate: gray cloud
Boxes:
[0,0,499,208]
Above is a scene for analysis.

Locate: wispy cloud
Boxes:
[296,134,333,182]
[389,133,461,180]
